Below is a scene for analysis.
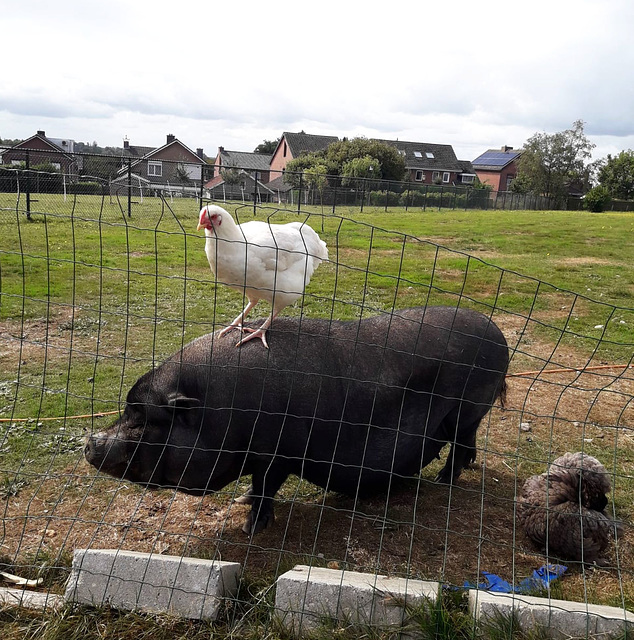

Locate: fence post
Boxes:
[297,172,303,215]
[25,150,31,220]
[332,181,337,215]
[127,159,132,218]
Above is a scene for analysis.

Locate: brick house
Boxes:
[111,134,209,195]
[1,130,80,176]
[269,132,339,179]
[378,139,476,186]
[472,146,522,191]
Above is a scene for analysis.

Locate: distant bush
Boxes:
[584,185,612,212]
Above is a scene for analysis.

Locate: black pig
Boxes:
[85,307,509,535]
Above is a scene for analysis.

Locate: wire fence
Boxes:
[0,146,559,215]
[0,173,633,637]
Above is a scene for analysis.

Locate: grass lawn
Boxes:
[0,194,633,637]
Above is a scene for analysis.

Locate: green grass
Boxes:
[1,194,633,635]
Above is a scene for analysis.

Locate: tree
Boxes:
[596,150,634,199]
[304,164,328,210]
[340,155,381,186]
[284,137,406,186]
[512,120,595,204]
[253,138,279,154]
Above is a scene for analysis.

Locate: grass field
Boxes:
[0,194,633,638]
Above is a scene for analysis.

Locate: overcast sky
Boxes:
[2,0,633,163]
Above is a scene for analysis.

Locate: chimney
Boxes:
[501,145,513,152]
[167,133,176,144]
[218,146,225,154]
[37,130,46,136]
[196,147,204,159]
[123,137,130,150]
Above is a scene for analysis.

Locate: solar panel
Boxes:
[473,150,519,166]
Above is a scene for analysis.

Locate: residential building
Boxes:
[378,139,476,186]
[111,134,209,196]
[472,146,522,191]
[212,147,272,183]
[1,130,81,176]
[269,132,338,179]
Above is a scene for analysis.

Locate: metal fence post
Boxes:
[127,159,132,218]
[26,150,31,220]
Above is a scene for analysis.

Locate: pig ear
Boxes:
[166,392,200,410]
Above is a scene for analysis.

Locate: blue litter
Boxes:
[465,564,567,594]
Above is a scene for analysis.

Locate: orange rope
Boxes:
[508,363,633,378]
[1,365,631,424]
[0,410,119,423]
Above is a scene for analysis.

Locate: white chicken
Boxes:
[197,205,328,348]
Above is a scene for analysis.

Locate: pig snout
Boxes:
[84,431,118,468]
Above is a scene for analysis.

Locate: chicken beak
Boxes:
[196,222,204,231]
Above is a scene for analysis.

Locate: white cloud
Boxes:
[1,0,634,161]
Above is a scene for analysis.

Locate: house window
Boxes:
[506,174,515,189]
[414,151,422,158]
[432,171,440,182]
[426,152,435,159]
[51,163,61,171]
[415,170,424,181]
[148,161,162,177]
[461,174,475,184]
[442,172,450,183]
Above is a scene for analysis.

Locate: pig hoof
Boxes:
[242,509,274,536]
[234,487,254,505]
[435,468,458,484]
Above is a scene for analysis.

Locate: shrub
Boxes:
[584,185,612,212]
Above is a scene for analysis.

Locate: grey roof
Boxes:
[472,148,522,171]
[376,139,463,172]
[266,174,293,192]
[218,150,272,171]
[281,132,339,157]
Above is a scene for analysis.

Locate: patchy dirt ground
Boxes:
[1,314,633,608]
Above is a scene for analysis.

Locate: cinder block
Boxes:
[0,587,64,610]
[275,564,438,636]
[469,590,634,639]
[65,549,240,620]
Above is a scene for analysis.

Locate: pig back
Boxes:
[168,307,508,492]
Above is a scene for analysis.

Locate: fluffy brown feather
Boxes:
[517,452,616,563]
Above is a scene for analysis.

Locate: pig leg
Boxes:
[234,485,254,505]
[435,421,480,484]
[241,465,289,536]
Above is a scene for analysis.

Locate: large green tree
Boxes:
[253,138,280,154]
[596,150,634,199]
[512,120,595,204]
[284,137,406,187]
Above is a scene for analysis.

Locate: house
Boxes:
[111,134,209,196]
[212,147,272,183]
[472,146,522,191]
[269,132,339,178]
[1,130,81,176]
[378,139,475,186]
[204,169,275,203]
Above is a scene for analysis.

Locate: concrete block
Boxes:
[469,590,634,639]
[0,587,64,610]
[65,549,240,620]
[275,564,438,636]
